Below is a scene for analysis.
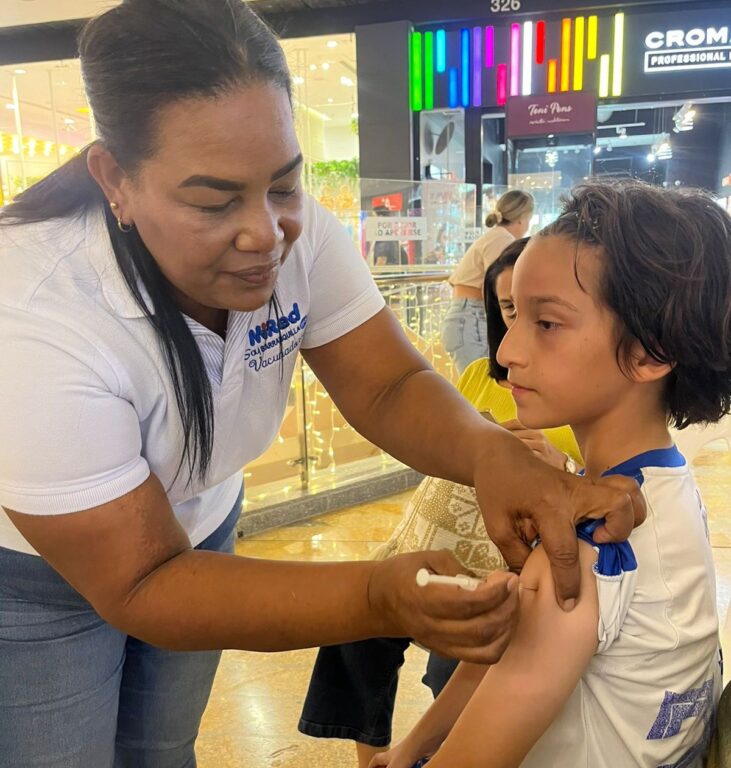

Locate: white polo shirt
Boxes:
[0,194,385,555]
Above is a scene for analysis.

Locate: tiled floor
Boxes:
[196,442,731,767]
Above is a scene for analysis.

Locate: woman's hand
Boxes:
[473,440,645,611]
[368,550,519,665]
[499,419,573,471]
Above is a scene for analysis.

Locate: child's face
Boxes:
[496,234,633,431]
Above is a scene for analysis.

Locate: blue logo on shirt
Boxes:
[244,302,308,372]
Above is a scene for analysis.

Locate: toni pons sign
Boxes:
[644,25,731,72]
[507,92,597,138]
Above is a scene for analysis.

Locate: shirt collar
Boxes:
[85,205,154,319]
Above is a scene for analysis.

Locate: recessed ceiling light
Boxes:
[309,64,317,71]
[340,76,354,87]
[327,97,334,103]
[293,75,305,85]
[13,69,26,75]
[5,104,16,110]
[321,62,330,71]
[327,40,338,48]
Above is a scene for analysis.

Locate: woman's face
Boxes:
[117,83,304,323]
[494,267,516,327]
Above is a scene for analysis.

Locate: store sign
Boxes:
[507,92,597,137]
[365,217,428,241]
[644,25,731,72]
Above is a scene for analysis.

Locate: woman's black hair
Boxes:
[541,180,731,429]
[483,237,530,381]
[0,0,291,484]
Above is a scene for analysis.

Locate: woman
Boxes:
[441,190,534,374]
[300,238,583,768]
[0,2,642,765]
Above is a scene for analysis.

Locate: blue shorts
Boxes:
[0,487,242,768]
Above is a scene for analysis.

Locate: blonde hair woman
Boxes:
[440,189,534,373]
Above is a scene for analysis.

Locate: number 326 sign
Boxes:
[491,0,521,10]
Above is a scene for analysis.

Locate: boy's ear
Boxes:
[626,340,674,383]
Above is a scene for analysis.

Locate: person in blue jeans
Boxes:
[440,190,533,374]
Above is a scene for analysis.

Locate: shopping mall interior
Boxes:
[2,0,731,765]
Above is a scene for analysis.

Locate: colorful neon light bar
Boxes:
[485,25,495,68]
[424,31,435,110]
[497,63,507,105]
[510,23,520,96]
[536,20,546,65]
[599,53,610,97]
[436,29,446,73]
[547,58,558,93]
[612,13,624,96]
[522,21,533,95]
[410,32,423,111]
[560,18,571,91]
[573,16,585,91]
[448,67,458,107]
[473,27,483,106]
[587,15,598,60]
[461,28,470,107]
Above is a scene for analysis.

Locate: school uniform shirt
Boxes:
[0,194,385,555]
[522,446,722,768]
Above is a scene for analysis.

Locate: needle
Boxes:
[416,568,482,591]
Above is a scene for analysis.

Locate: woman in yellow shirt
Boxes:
[299,237,582,768]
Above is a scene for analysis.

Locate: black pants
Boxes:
[298,638,459,748]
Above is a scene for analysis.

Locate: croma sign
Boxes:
[644,25,731,72]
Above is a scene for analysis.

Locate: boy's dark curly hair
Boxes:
[540,180,731,428]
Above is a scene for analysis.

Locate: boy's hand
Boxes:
[368,740,429,768]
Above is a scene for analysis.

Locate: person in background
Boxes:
[371,179,729,768]
[440,190,534,374]
[299,237,583,768]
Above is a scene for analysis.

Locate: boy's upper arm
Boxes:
[428,541,600,768]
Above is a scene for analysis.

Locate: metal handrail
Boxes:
[373,271,451,285]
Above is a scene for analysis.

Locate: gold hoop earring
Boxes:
[110,202,133,233]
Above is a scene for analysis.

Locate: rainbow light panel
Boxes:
[587,15,598,60]
[473,27,483,106]
[560,18,571,91]
[485,26,494,68]
[510,24,521,96]
[522,21,533,96]
[461,28,470,107]
[535,20,546,64]
[436,29,446,72]
[408,12,626,110]
[424,31,435,109]
[612,13,624,97]
[573,17,585,91]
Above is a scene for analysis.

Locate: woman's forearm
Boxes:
[347,367,524,487]
[112,552,385,651]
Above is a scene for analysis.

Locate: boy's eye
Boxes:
[537,320,560,331]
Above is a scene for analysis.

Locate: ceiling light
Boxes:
[327,40,338,48]
[321,62,330,71]
[5,104,15,110]
[309,63,318,71]
[63,117,75,126]
[593,145,602,155]
[340,76,354,87]
[13,69,26,75]
[647,152,656,162]
[327,97,333,103]
[293,75,305,85]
